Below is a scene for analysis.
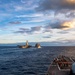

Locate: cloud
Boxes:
[13,19,75,35]
[21,19,46,23]
[14,26,42,34]
[65,11,75,18]
[56,38,75,44]
[14,28,30,34]
[0,0,38,13]
[58,31,69,34]
[46,19,75,30]
[14,5,37,11]
[9,21,22,24]
[14,6,24,11]
[13,0,38,11]
[43,25,52,33]
[43,29,52,33]
[14,31,25,34]
[35,0,75,31]
[61,20,75,30]
[37,0,75,13]
[31,26,42,32]
[14,25,53,35]
[42,35,51,38]
[21,0,33,4]
[16,13,53,23]
[46,22,62,29]
[20,0,37,7]
[19,28,30,31]
[16,13,44,18]
[36,0,75,21]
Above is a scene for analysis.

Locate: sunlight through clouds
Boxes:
[0,0,75,45]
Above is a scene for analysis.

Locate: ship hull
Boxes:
[18,45,32,48]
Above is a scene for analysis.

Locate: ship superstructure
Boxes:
[18,40,32,48]
[46,55,74,75]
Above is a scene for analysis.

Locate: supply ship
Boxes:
[18,40,41,48]
[18,40,32,48]
[46,55,75,75]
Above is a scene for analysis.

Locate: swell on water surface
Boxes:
[0,46,75,75]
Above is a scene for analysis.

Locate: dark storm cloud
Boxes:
[36,0,75,19]
[44,19,75,30]
[45,22,65,29]
[37,0,75,13]
[36,0,75,30]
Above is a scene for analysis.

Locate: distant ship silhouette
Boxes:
[18,40,32,48]
[18,40,41,48]
[35,43,41,48]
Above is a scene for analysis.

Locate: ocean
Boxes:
[0,46,75,75]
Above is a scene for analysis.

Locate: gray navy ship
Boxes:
[18,41,41,48]
[18,40,32,48]
[46,55,75,75]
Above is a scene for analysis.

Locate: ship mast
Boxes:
[26,40,28,46]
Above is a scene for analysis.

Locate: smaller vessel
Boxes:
[35,43,41,48]
[18,40,32,48]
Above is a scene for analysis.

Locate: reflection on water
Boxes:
[0,46,75,75]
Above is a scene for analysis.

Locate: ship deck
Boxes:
[47,65,70,75]
[46,55,74,75]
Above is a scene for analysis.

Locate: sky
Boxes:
[0,0,75,45]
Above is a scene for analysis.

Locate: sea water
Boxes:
[0,46,75,75]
